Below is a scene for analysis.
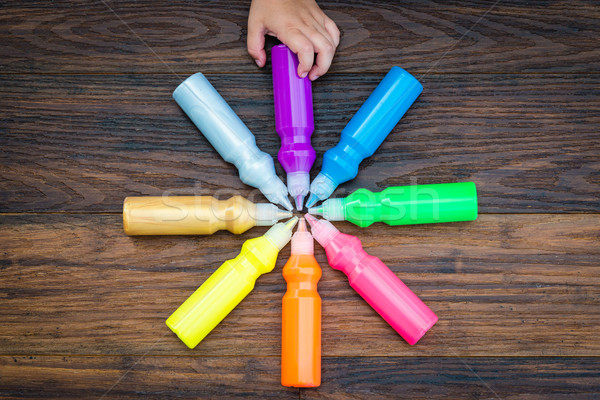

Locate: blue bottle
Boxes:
[305,67,423,208]
[174,73,293,211]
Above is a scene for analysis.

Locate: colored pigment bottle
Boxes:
[306,67,423,208]
[305,214,437,345]
[166,217,298,349]
[123,195,292,235]
[309,182,478,228]
[281,218,321,387]
[173,73,293,211]
[272,44,316,210]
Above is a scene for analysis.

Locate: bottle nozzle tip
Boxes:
[304,213,318,228]
[295,195,304,211]
[284,216,299,230]
[281,197,293,212]
[305,194,319,209]
[279,209,293,219]
[297,217,307,232]
[307,205,322,216]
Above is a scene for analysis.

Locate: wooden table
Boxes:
[1,1,599,398]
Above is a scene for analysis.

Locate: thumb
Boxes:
[247,20,267,67]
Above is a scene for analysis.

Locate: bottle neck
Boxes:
[291,231,314,255]
[310,218,340,248]
[320,198,345,221]
[282,255,321,287]
[253,203,293,226]
[308,173,338,204]
[277,127,314,145]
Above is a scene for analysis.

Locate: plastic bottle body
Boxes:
[173,73,292,210]
[166,217,298,349]
[307,67,423,206]
[166,235,279,349]
[123,195,266,235]
[343,182,478,227]
[272,44,315,174]
[272,44,316,206]
[323,231,437,345]
[281,254,322,387]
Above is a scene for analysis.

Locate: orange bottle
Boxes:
[281,218,322,387]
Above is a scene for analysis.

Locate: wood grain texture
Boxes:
[2,0,599,397]
[1,214,598,357]
[0,356,299,399]
[1,0,599,74]
[0,356,598,399]
[304,357,600,400]
[1,73,599,213]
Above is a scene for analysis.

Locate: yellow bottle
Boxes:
[166,217,299,349]
[123,195,292,235]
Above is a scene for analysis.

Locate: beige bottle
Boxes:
[123,195,292,235]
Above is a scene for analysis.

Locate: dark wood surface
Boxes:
[2,73,599,213]
[2,214,599,358]
[1,356,599,399]
[2,0,599,74]
[1,0,599,399]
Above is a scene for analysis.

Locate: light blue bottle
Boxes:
[174,73,293,211]
[305,67,423,208]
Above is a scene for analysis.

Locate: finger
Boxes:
[305,31,335,80]
[309,8,340,48]
[247,20,267,67]
[278,29,315,78]
[324,16,340,47]
[309,19,336,50]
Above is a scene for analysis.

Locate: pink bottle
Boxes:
[305,214,437,345]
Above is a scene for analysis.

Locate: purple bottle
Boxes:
[272,44,316,210]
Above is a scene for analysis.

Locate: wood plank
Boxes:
[0,356,299,399]
[303,357,600,400]
[1,214,598,357]
[1,1,599,74]
[0,356,598,399]
[1,73,598,213]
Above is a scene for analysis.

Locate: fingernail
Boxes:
[300,72,308,78]
[254,59,262,67]
[311,75,320,81]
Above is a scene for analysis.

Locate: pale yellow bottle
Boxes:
[166,217,298,349]
[123,195,292,235]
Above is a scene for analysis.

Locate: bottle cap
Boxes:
[304,214,339,248]
[258,175,294,211]
[264,217,299,250]
[308,198,344,221]
[291,218,314,255]
[287,171,310,210]
[254,204,293,226]
[306,173,337,208]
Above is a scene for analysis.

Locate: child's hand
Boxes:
[247,0,340,81]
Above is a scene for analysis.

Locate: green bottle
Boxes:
[308,182,478,228]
